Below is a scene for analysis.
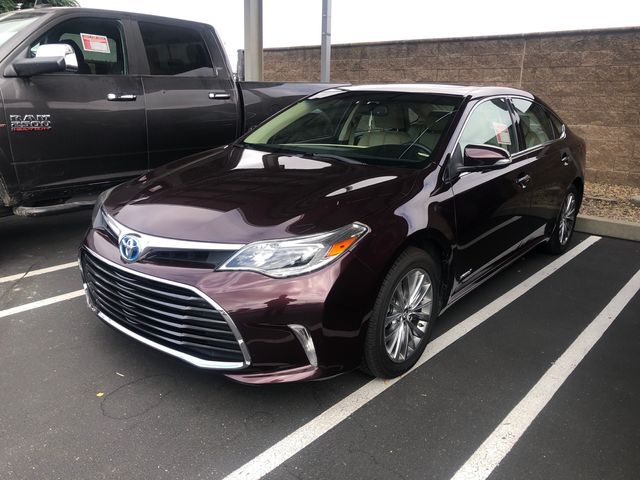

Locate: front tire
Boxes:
[543,186,579,255]
[363,247,441,378]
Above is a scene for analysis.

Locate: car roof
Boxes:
[343,83,534,100]
[10,7,211,29]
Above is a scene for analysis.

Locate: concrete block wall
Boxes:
[263,28,640,186]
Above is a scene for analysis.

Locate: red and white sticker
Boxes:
[80,33,110,53]
[492,122,512,146]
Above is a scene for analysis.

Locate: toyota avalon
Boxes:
[79,84,585,384]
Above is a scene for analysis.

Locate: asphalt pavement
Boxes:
[1,211,638,480]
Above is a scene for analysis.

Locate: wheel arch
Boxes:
[572,176,584,210]
[390,227,455,308]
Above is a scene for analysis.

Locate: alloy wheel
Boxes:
[383,268,433,363]
[559,192,576,246]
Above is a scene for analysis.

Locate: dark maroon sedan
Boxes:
[79,84,585,384]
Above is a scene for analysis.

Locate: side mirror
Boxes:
[8,43,78,78]
[458,144,512,173]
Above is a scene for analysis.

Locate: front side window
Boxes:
[458,98,517,154]
[29,17,127,75]
[512,99,555,149]
[242,89,463,167]
[139,21,213,76]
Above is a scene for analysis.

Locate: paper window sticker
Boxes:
[493,122,512,145]
[80,33,111,54]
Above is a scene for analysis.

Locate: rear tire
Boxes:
[362,246,441,378]
[543,185,579,255]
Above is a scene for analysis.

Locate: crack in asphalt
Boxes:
[100,374,176,420]
[0,262,36,306]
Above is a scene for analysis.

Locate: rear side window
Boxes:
[139,21,213,76]
[458,98,517,154]
[29,17,127,75]
[512,99,555,149]
[549,112,565,138]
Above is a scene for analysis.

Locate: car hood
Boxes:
[103,146,418,244]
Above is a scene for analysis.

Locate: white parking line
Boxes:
[450,266,640,480]
[222,235,601,480]
[0,261,78,284]
[0,289,84,319]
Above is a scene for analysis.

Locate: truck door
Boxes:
[135,20,240,169]
[3,16,147,193]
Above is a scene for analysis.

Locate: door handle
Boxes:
[107,93,137,101]
[516,173,531,189]
[208,92,230,100]
[561,153,570,166]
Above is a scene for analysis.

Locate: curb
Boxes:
[576,215,640,242]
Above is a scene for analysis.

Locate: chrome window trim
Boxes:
[82,247,252,370]
[103,210,245,254]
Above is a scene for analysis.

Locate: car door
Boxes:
[510,98,574,245]
[450,97,537,291]
[134,20,240,169]
[3,15,147,192]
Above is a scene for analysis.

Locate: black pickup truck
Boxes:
[0,7,334,217]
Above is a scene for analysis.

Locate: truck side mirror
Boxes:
[458,144,512,173]
[7,43,79,78]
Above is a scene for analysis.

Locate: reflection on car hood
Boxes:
[103,146,417,244]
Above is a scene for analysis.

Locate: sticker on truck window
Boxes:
[80,33,110,53]
[492,122,512,145]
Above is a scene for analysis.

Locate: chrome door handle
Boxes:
[561,153,570,166]
[208,92,230,100]
[107,93,137,101]
[516,173,531,189]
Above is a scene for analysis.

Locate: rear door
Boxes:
[134,20,240,169]
[450,97,537,291]
[3,15,147,192]
[509,98,572,245]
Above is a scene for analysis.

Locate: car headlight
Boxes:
[91,186,116,228]
[218,223,369,278]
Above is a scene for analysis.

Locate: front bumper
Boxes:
[80,228,378,383]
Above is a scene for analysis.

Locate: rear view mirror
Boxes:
[458,144,511,173]
[8,43,78,77]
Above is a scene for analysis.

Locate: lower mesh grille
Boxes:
[81,250,246,364]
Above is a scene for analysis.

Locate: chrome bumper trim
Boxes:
[289,324,318,367]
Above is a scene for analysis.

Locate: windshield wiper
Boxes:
[309,153,366,165]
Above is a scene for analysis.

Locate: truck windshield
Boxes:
[241,89,462,167]
[0,12,44,47]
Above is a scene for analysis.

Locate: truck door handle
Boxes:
[516,173,531,189]
[107,93,137,101]
[208,92,230,100]
[561,153,570,166]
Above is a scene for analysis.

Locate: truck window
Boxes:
[138,21,214,76]
[29,18,127,75]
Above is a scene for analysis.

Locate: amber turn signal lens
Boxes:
[326,236,357,257]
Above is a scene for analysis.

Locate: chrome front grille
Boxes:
[81,249,249,368]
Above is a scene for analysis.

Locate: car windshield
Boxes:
[0,11,44,47]
[241,89,463,167]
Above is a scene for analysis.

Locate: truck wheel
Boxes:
[363,246,441,378]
